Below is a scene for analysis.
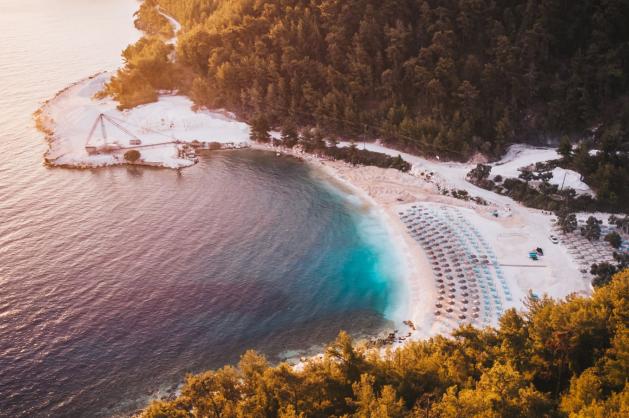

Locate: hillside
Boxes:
[102,0,629,206]
[127,1,628,157]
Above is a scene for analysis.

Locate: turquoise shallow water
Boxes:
[0,1,405,416]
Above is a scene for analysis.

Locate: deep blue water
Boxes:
[0,1,403,416]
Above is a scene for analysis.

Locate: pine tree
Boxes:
[249,114,271,143]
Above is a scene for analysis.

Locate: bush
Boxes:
[605,232,622,249]
[124,150,141,162]
[451,189,470,200]
[325,146,411,171]
[581,216,602,241]
[591,262,618,287]
[467,164,492,183]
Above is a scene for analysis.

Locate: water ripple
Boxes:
[0,1,401,416]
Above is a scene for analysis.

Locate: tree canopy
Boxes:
[98,37,175,109]
[103,0,629,210]
[141,269,629,417]
[149,0,629,161]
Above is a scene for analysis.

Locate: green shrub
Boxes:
[124,150,141,162]
[604,231,622,249]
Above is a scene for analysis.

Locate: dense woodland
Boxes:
[104,0,629,209]
[141,270,628,417]
[122,0,629,156]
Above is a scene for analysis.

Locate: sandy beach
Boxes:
[37,71,600,342]
[253,142,595,340]
[35,72,251,169]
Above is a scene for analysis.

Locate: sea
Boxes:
[0,0,405,416]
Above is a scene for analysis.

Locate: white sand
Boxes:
[279,142,592,338]
[37,73,251,169]
[490,144,593,195]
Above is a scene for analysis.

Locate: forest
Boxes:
[125,0,629,156]
[141,269,628,417]
[104,0,629,209]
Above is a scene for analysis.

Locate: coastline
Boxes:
[36,76,604,413]
[9,0,627,415]
[37,68,595,343]
[34,72,250,170]
[251,142,594,339]
[248,144,436,339]
[35,71,427,339]
[252,143,436,340]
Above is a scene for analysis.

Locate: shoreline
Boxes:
[251,141,595,338]
[37,72,598,343]
[252,143,435,340]
[250,144,447,340]
[34,72,251,170]
[35,72,424,339]
[36,77,608,413]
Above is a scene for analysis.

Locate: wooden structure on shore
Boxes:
[85,113,145,155]
[84,113,245,164]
